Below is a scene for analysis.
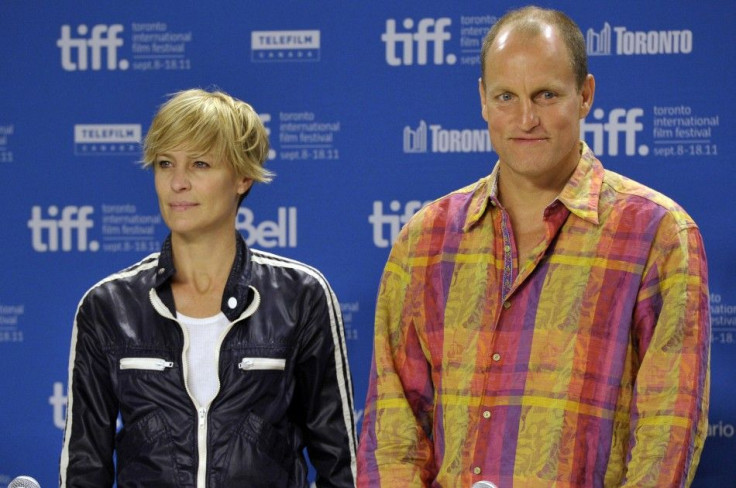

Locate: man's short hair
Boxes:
[480,6,588,90]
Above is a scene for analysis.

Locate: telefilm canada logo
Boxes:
[251,30,321,62]
[74,124,142,156]
[586,22,693,56]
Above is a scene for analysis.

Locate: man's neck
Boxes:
[497,169,565,217]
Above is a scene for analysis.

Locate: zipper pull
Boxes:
[198,407,207,429]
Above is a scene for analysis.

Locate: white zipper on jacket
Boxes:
[196,405,208,488]
[119,357,174,371]
[238,357,286,371]
[149,285,261,488]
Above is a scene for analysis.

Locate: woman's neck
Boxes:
[169,231,237,316]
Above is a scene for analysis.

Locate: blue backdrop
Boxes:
[1,1,734,486]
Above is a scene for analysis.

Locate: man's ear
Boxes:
[579,74,595,118]
[479,78,489,122]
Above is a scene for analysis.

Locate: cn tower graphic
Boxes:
[586,22,612,55]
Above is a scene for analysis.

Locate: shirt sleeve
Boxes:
[59,295,118,488]
[293,272,358,488]
[622,212,710,487]
[357,225,436,487]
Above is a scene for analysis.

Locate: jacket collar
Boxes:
[153,232,255,321]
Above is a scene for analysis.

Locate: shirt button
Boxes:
[492,353,501,362]
[473,467,482,475]
[503,301,511,310]
[227,297,237,309]
[483,410,491,419]
[158,268,166,275]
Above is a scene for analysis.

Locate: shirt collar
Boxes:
[463,141,603,231]
[462,171,496,232]
[556,142,603,225]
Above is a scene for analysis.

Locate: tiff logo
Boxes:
[382,18,456,66]
[369,200,429,247]
[28,205,99,252]
[49,382,66,429]
[404,120,428,152]
[587,22,612,56]
[581,108,648,157]
[57,24,129,71]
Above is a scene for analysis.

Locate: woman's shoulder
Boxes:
[249,249,333,293]
[82,252,161,302]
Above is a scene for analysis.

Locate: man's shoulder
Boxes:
[407,175,491,227]
[601,169,697,230]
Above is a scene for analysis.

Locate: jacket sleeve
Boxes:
[293,270,357,488]
[622,214,710,487]
[59,292,118,488]
[357,225,436,488]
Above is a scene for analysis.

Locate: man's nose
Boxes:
[518,99,540,130]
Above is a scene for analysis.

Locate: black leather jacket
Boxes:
[59,234,357,487]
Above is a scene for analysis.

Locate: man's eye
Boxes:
[498,93,513,102]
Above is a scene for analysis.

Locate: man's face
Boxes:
[479,24,594,187]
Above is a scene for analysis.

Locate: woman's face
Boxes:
[153,148,252,239]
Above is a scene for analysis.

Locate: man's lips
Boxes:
[510,136,547,142]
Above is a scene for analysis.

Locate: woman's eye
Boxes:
[193,160,210,168]
[156,160,171,168]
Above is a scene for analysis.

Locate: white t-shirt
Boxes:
[177,311,230,407]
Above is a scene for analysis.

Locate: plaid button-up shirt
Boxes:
[358,143,710,488]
